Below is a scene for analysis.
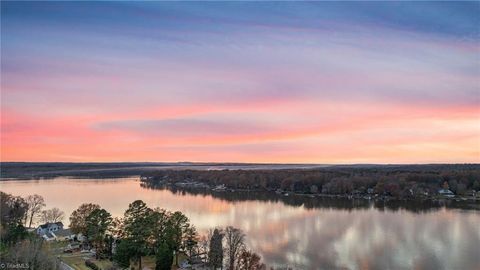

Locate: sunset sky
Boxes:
[1,2,479,163]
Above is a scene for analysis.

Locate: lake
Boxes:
[1,177,479,270]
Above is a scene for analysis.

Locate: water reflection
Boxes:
[141,181,479,213]
[1,178,479,270]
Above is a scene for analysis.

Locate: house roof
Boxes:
[39,222,64,229]
[54,229,73,237]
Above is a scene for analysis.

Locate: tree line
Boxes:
[143,166,480,198]
[69,200,266,269]
[142,184,477,212]
[0,191,266,270]
[68,200,196,269]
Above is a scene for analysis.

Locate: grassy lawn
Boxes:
[92,259,114,269]
[47,240,70,251]
[60,251,188,270]
[47,240,69,248]
[60,254,114,270]
[61,256,90,270]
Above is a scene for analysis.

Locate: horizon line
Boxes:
[1,161,479,166]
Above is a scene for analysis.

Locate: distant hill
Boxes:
[1,162,479,180]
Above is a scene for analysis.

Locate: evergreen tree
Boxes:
[208,228,224,270]
[113,239,133,268]
[169,211,190,266]
[85,208,112,259]
[0,192,28,245]
[123,200,154,270]
[155,241,174,270]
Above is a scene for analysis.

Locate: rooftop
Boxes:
[38,222,63,229]
[54,228,73,237]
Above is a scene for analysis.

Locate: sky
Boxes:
[1,2,479,163]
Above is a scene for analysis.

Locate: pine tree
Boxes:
[208,228,224,270]
[155,241,174,270]
[123,200,154,270]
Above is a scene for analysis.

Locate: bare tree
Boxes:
[225,226,245,270]
[6,236,59,269]
[237,249,266,270]
[199,230,212,263]
[40,207,65,223]
[25,194,45,227]
[70,203,100,235]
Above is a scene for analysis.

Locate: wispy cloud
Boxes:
[1,2,479,162]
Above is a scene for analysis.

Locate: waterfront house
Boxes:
[438,189,455,198]
[213,184,226,191]
[37,222,63,235]
[36,222,76,241]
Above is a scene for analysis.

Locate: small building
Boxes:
[438,189,455,198]
[213,184,226,191]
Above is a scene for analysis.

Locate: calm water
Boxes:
[1,177,479,270]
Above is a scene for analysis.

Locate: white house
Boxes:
[438,189,455,198]
[37,222,63,235]
[36,222,76,241]
[213,184,226,191]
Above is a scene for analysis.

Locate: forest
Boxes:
[142,165,480,199]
